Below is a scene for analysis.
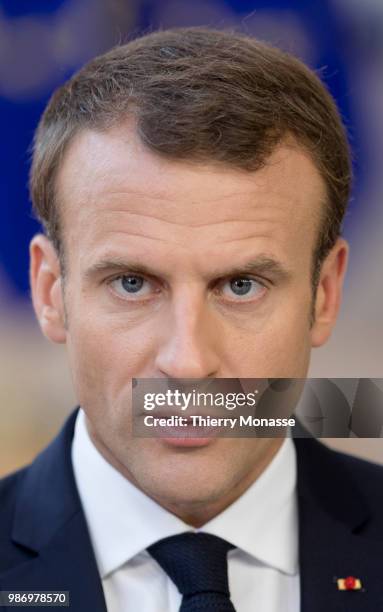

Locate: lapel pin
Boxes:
[337,576,362,591]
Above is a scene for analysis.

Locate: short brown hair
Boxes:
[30,27,352,285]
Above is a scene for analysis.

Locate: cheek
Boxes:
[64,305,153,409]
[264,298,312,373]
[229,294,312,376]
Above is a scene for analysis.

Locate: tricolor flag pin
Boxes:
[337,576,362,591]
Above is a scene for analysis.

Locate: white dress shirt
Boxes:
[71,409,300,611]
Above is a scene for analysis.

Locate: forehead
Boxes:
[55,125,326,271]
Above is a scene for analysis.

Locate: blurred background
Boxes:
[1,0,382,476]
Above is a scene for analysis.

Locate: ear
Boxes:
[310,238,349,348]
[30,234,67,344]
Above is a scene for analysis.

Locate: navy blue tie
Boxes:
[147,532,236,611]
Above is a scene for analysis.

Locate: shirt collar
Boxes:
[202,433,298,575]
[72,408,297,578]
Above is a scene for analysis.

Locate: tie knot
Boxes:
[148,532,234,597]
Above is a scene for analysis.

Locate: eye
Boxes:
[220,276,266,301]
[109,275,154,299]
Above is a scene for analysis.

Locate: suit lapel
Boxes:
[294,436,383,611]
[0,512,106,612]
[0,410,106,612]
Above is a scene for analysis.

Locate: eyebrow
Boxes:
[220,257,292,283]
[83,254,291,284]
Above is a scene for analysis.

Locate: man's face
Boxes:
[31,125,347,520]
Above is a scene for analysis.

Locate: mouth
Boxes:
[138,413,221,448]
[161,436,217,448]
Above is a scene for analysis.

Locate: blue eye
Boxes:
[222,277,265,300]
[230,278,252,295]
[110,275,153,299]
[121,275,144,293]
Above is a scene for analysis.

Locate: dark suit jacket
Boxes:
[1,409,383,611]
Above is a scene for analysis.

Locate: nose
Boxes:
[154,289,220,379]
